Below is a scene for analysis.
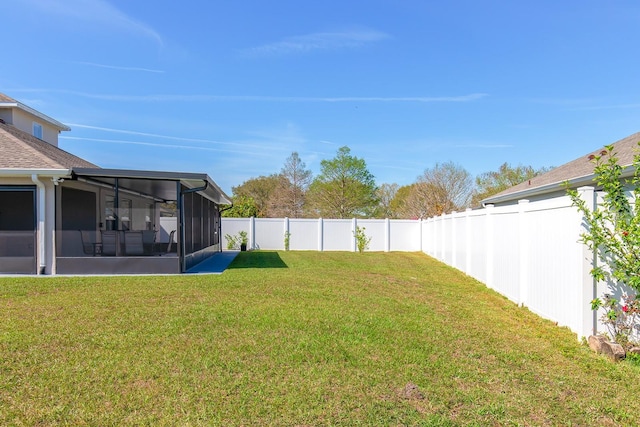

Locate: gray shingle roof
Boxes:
[484,132,640,204]
[0,122,98,169]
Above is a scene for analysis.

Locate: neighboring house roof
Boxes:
[0,93,71,132]
[0,121,98,169]
[483,132,640,205]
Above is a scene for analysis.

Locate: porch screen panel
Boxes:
[202,199,210,248]
[212,202,220,246]
[183,191,194,255]
[0,186,36,259]
[192,194,202,251]
[60,187,98,257]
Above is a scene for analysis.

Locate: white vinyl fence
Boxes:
[221,186,622,339]
[423,186,631,340]
[222,217,422,252]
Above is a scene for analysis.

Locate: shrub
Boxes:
[567,143,640,346]
[225,231,248,250]
[591,294,640,348]
[354,226,371,254]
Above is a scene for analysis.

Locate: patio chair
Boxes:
[124,231,144,256]
[79,230,97,255]
[166,230,176,254]
[101,230,117,256]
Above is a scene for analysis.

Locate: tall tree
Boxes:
[409,162,473,218]
[268,152,312,218]
[232,175,280,217]
[220,194,258,218]
[471,162,552,206]
[373,183,400,218]
[307,146,378,218]
[389,184,415,218]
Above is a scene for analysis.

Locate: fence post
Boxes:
[518,199,530,306]
[284,217,289,250]
[318,218,324,252]
[451,211,457,268]
[577,186,597,338]
[385,218,390,252]
[465,208,472,276]
[249,217,255,250]
[439,213,446,261]
[352,218,357,252]
[485,204,495,289]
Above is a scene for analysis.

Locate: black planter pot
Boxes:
[240,243,247,251]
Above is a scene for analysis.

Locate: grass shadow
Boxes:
[228,251,288,269]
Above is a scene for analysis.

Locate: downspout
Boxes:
[180,181,209,272]
[218,203,233,253]
[31,174,46,275]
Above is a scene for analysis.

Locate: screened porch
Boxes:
[55,168,229,275]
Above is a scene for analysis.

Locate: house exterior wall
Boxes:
[9,109,60,146]
[0,109,13,126]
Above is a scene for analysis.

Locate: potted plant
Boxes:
[239,231,248,251]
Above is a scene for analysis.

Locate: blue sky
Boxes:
[3,0,640,195]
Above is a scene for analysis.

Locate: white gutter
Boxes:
[31,174,46,275]
[0,168,71,178]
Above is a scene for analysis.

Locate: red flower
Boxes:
[623,231,629,237]
[623,305,629,313]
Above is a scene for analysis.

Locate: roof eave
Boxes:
[482,165,637,205]
[0,101,71,132]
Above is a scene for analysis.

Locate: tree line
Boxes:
[222,146,551,219]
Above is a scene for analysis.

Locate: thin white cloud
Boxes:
[73,61,164,74]
[61,136,262,156]
[64,124,303,156]
[19,89,487,103]
[66,124,264,150]
[241,28,390,57]
[23,0,163,46]
[453,144,513,148]
[568,103,640,111]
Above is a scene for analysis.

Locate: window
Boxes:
[32,122,43,139]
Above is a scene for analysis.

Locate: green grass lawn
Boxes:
[1,251,639,426]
